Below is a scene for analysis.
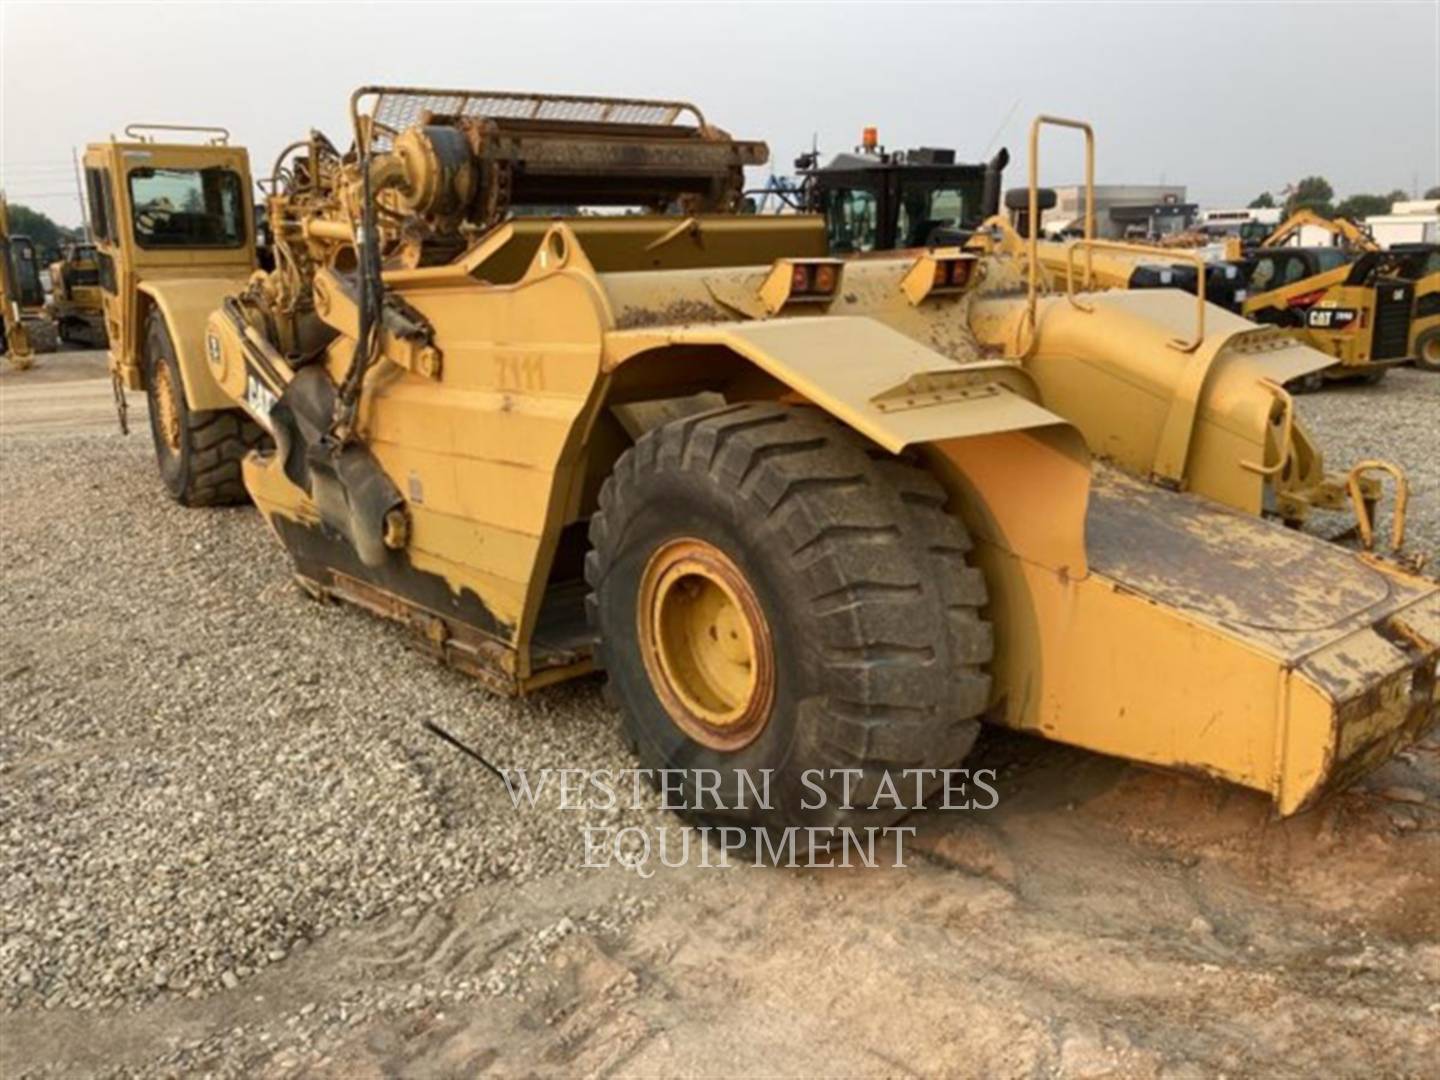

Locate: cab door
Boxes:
[81,151,135,380]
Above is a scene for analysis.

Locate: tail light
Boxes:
[903,252,979,305]
[1287,289,1326,309]
[759,259,843,312]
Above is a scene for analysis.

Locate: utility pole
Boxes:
[71,146,90,240]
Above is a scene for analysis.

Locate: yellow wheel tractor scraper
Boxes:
[94,93,1436,830]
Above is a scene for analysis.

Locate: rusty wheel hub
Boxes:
[637,538,775,751]
[152,362,182,452]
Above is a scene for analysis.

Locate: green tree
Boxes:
[1247,191,1275,209]
[5,203,70,256]
[1284,176,1334,217]
[1335,193,1394,220]
[1426,185,1440,200]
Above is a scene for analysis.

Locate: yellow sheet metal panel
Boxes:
[927,427,1091,579]
[976,465,1440,809]
[405,506,537,629]
[138,277,254,410]
[362,251,610,649]
[606,316,1070,454]
[979,545,1285,791]
[974,290,1335,515]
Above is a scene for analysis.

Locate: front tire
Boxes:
[143,309,264,507]
[585,402,993,834]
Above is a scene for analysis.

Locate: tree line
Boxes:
[1248,180,1440,221]
[4,203,87,261]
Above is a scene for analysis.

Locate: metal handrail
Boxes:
[1346,460,1409,553]
[1238,379,1293,476]
[1063,239,1208,352]
[1025,115,1094,347]
[123,123,230,145]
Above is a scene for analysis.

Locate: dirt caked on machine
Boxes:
[87,91,1437,831]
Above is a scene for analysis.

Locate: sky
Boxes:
[2,1,1437,228]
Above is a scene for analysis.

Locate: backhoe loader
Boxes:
[98,91,1437,833]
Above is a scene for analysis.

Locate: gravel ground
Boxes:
[0,363,1436,1076]
[1293,366,1440,564]
[0,430,654,1012]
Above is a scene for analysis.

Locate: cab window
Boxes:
[85,167,116,243]
[825,188,878,253]
[1249,257,1276,291]
[127,166,245,249]
[1312,249,1349,275]
[1281,254,1311,285]
[6,237,45,307]
[897,183,972,247]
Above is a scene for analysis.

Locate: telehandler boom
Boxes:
[99,92,1438,830]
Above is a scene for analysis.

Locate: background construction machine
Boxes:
[964,200,1414,391]
[45,241,108,346]
[82,123,267,502]
[1,193,37,369]
[1240,246,1413,387]
[1240,211,1413,381]
[796,128,1008,252]
[1230,209,1416,386]
[1,192,59,367]
[1388,243,1440,371]
[96,92,1438,833]
[799,140,1252,315]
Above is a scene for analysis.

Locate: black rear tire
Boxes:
[143,308,265,507]
[585,402,993,834]
[1285,370,1327,394]
[1414,328,1440,373]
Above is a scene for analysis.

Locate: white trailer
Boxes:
[1365,200,1440,249]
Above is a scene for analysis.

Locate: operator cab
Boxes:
[804,129,1006,253]
[4,235,46,308]
[1245,247,1358,294]
[1385,243,1440,280]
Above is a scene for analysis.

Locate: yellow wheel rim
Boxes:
[152,362,182,452]
[1423,335,1440,365]
[638,538,775,751]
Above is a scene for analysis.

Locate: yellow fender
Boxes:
[137,277,250,411]
[603,314,1092,579]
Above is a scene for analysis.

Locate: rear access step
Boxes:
[984,467,1439,814]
